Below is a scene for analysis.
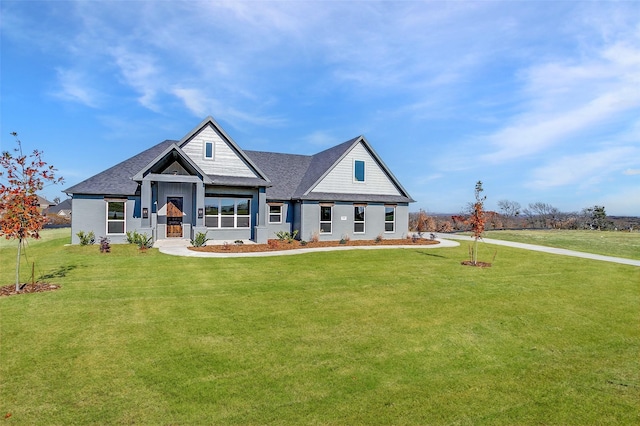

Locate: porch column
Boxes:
[254,187,268,243]
[258,188,266,227]
[141,179,152,228]
[195,181,205,228]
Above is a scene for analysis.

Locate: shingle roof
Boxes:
[64,131,413,203]
[244,151,312,200]
[47,198,72,214]
[246,136,414,203]
[64,140,176,195]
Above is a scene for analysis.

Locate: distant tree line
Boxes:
[410,202,638,233]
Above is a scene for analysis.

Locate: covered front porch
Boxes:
[132,143,270,244]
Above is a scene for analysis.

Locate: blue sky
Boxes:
[2,1,639,215]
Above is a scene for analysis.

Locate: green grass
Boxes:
[481,229,640,260]
[1,230,639,424]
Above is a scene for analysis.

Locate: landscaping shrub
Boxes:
[77,231,95,246]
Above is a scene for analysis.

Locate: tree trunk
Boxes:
[473,238,478,265]
[15,237,22,292]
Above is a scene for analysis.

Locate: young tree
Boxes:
[468,181,487,265]
[0,133,64,291]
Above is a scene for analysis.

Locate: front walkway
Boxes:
[156,238,460,258]
[155,234,640,266]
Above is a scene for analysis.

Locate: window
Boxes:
[384,206,395,232]
[354,205,365,233]
[106,200,125,234]
[320,205,332,233]
[204,197,251,228]
[204,199,219,227]
[204,141,214,159]
[354,160,365,182]
[269,204,282,224]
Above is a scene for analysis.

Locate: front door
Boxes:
[166,197,183,238]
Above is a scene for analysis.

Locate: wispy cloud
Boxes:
[52,68,101,108]
[482,40,640,163]
[527,146,639,189]
[623,169,640,176]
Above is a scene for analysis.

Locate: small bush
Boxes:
[309,232,319,243]
[127,231,153,249]
[191,232,209,247]
[99,237,111,253]
[275,230,299,243]
[234,240,244,245]
[77,231,95,246]
[375,234,383,243]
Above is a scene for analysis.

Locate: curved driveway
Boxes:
[433,233,640,267]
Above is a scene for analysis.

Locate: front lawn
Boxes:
[1,231,638,424]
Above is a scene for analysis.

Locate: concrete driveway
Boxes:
[432,233,640,267]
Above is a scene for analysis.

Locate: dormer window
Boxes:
[354,160,365,182]
[204,141,214,159]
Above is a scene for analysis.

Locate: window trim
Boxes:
[354,205,366,234]
[105,199,126,235]
[319,205,333,234]
[353,159,365,183]
[384,205,396,233]
[268,204,283,224]
[204,141,214,160]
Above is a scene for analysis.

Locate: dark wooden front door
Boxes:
[166,197,183,238]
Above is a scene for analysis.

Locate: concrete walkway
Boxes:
[157,238,460,258]
[431,233,640,267]
[156,234,639,266]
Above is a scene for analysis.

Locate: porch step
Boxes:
[153,239,191,248]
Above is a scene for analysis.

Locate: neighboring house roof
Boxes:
[47,198,71,216]
[47,198,72,214]
[36,195,54,207]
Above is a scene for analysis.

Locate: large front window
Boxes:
[106,200,125,234]
[354,205,365,233]
[205,197,251,228]
[320,205,332,233]
[385,206,395,232]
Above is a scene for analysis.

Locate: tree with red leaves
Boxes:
[468,181,486,265]
[0,133,64,291]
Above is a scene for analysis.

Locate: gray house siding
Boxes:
[264,201,294,239]
[298,201,410,242]
[71,195,141,244]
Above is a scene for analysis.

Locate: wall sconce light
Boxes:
[198,208,204,219]
[142,207,149,219]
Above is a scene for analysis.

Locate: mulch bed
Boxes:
[460,261,492,268]
[0,283,61,297]
[190,238,440,253]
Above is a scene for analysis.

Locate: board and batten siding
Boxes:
[181,124,257,178]
[311,143,402,195]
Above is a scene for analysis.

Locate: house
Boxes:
[36,195,54,213]
[46,198,72,217]
[64,117,414,245]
